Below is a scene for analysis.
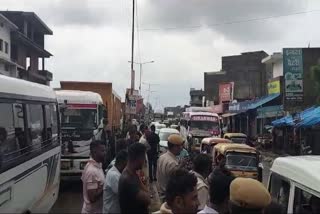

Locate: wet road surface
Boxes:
[50,180,83,213]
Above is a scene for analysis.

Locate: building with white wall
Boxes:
[0,14,18,77]
[262,52,283,78]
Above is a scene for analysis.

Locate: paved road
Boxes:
[50,180,83,213]
[50,160,272,213]
[50,180,161,213]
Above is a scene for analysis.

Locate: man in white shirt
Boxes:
[103,150,128,214]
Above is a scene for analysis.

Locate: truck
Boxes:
[55,90,106,180]
[60,81,122,132]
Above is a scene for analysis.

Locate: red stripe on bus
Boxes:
[67,104,97,109]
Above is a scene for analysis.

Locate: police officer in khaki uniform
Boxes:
[157,134,184,202]
[229,177,271,214]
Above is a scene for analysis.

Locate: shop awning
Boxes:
[295,107,320,128]
[272,115,294,127]
[271,106,318,127]
[221,113,238,118]
[248,93,280,110]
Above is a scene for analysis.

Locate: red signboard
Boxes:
[67,103,97,109]
[191,116,218,122]
[219,82,233,102]
[136,98,144,114]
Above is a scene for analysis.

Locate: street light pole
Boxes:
[139,63,142,93]
[130,0,135,94]
[128,60,154,95]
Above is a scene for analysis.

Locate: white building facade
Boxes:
[0,14,18,77]
[262,52,283,78]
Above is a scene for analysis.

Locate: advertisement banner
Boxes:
[268,80,280,95]
[126,95,137,114]
[219,82,234,102]
[136,98,144,114]
[283,48,304,103]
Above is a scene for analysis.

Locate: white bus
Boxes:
[0,75,60,213]
[55,90,105,180]
[268,156,320,214]
[181,110,221,152]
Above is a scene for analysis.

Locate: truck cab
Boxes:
[55,90,106,180]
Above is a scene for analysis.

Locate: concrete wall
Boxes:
[273,60,283,78]
[204,51,269,103]
[60,82,122,130]
[0,20,11,60]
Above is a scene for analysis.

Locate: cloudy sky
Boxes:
[2,0,320,110]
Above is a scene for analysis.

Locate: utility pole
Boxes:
[143,82,158,123]
[143,82,158,105]
[130,0,135,94]
[128,60,154,95]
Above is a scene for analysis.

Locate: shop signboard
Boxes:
[257,105,284,118]
[268,80,280,95]
[228,100,251,113]
[126,95,137,114]
[136,98,144,114]
[219,82,234,102]
[283,48,304,106]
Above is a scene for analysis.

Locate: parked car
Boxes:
[158,128,180,153]
[155,123,166,134]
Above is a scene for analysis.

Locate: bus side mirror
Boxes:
[103,109,108,118]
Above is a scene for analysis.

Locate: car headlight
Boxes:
[61,161,71,170]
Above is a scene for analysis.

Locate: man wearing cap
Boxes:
[157,134,184,202]
[229,177,271,214]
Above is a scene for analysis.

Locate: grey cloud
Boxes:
[140,0,307,43]
[42,0,108,26]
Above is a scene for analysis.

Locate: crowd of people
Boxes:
[80,123,279,214]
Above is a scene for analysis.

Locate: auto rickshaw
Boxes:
[200,137,232,154]
[213,143,262,181]
[223,133,248,144]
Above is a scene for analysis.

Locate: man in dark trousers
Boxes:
[146,124,160,182]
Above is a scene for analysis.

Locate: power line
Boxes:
[139,9,320,31]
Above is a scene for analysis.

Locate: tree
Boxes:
[146,102,153,111]
[311,64,320,105]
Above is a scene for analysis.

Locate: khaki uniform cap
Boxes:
[168,134,184,145]
[230,177,271,209]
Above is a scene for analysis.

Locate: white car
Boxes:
[155,123,166,134]
[159,128,180,153]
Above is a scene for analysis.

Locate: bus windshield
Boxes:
[190,121,219,131]
[62,108,97,129]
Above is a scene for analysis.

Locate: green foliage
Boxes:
[311,65,320,104]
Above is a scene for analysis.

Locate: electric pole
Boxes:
[130,0,135,94]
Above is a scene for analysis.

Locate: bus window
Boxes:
[293,186,320,214]
[13,103,27,154]
[45,104,59,147]
[269,173,290,214]
[27,104,44,151]
[0,103,20,169]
